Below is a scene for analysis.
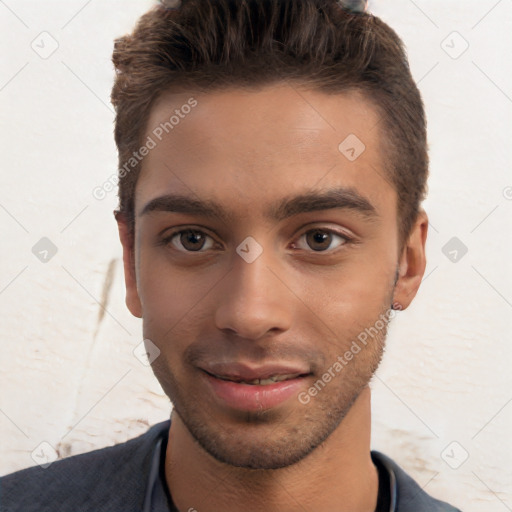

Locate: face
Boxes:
[118,84,427,470]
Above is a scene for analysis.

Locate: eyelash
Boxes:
[159,226,354,254]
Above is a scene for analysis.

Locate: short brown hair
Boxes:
[111,0,428,248]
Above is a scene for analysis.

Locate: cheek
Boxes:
[296,249,396,341]
[137,246,187,330]
[136,246,222,341]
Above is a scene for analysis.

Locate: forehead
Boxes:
[136,84,395,222]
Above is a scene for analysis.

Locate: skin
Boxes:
[117,84,428,512]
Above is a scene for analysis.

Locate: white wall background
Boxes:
[1,1,511,510]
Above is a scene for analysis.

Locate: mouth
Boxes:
[199,365,312,412]
[203,370,307,386]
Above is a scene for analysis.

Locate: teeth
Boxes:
[216,373,302,385]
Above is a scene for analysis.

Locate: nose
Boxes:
[214,246,293,341]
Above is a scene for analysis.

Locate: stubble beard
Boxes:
[151,300,392,470]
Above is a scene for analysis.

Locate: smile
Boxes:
[207,371,304,386]
[201,369,310,411]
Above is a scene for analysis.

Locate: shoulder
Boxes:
[0,420,170,512]
[371,450,463,512]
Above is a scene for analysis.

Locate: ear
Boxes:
[392,209,428,311]
[114,211,142,318]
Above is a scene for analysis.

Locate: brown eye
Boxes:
[167,229,215,252]
[306,230,332,251]
[181,230,206,251]
[296,229,349,252]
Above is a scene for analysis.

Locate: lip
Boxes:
[199,362,310,382]
[202,370,309,411]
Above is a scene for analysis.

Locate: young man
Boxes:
[1,1,462,511]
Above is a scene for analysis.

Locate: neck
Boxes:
[165,386,378,512]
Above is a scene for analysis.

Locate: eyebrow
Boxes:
[139,187,378,223]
